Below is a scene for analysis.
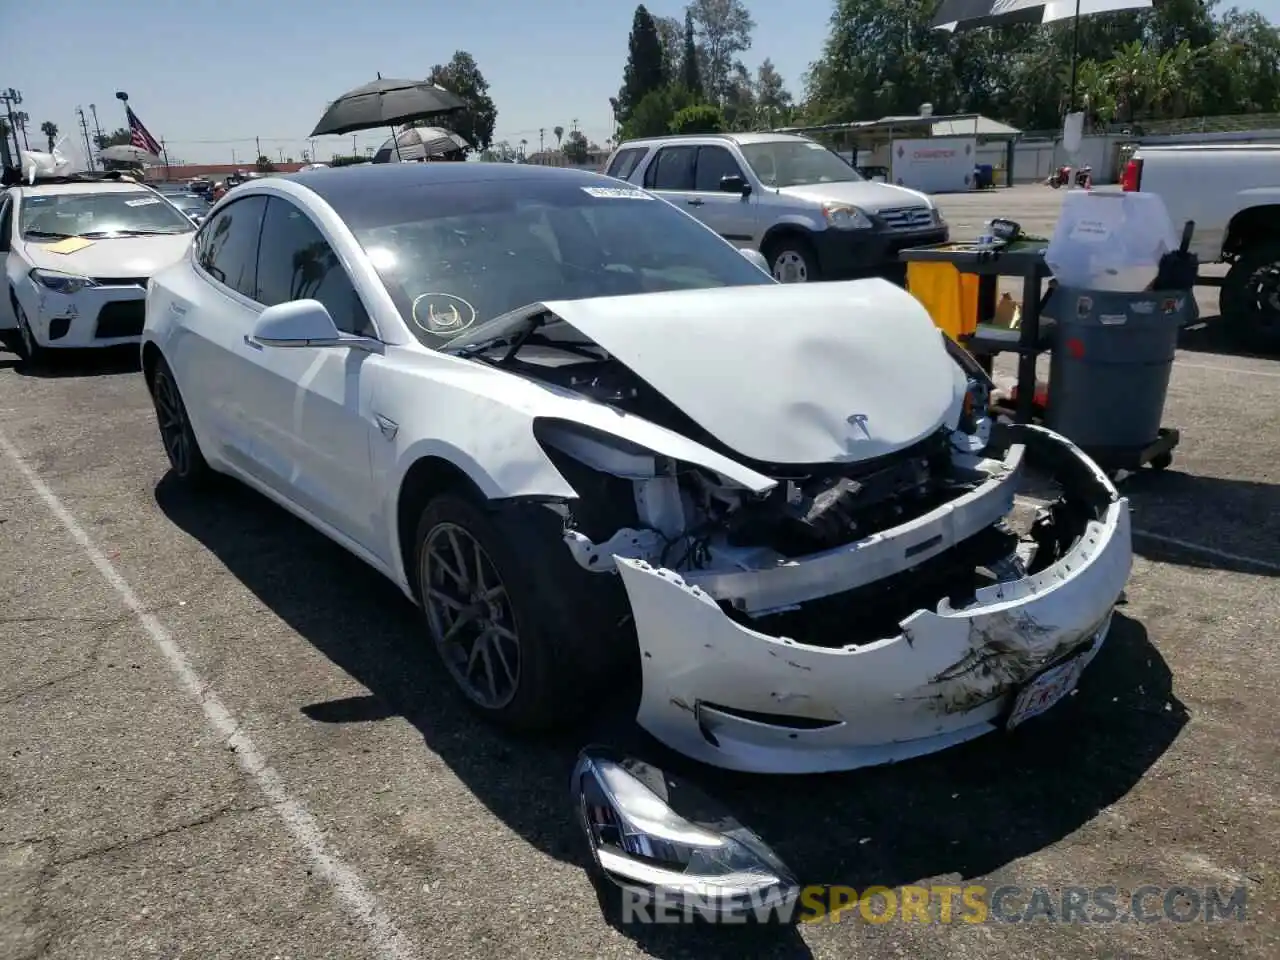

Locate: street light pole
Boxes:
[76,107,95,170]
[2,88,23,165]
[89,103,104,150]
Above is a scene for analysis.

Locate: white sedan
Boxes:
[141,163,1132,775]
[0,174,196,361]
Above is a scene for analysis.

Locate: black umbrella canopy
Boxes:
[932,0,1154,32]
[310,77,466,137]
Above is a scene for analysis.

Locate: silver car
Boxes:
[604,132,949,283]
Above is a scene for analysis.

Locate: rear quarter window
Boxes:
[606,147,649,182]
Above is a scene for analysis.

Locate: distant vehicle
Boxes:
[0,172,195,362]
[167,193,212,225]
[603,132,948,284]
[1124,144,1280,351]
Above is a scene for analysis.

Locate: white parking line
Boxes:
[0,431,419,960]
[1175,360,1280,379]
[1133,528,1280,574]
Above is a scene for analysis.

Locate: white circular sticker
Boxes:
[412,292,477,336]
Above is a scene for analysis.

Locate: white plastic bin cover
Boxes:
[1046,191,1178,291]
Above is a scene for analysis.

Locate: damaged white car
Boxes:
[142,162,1133,776]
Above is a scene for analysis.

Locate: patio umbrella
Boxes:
[100,143,159,164]
[931,0,1158,112]
[310,75,466,140]
[372,126,470,163]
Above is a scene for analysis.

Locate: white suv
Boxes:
[604,133,949,283]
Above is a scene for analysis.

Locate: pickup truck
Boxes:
[1122,144,1280,350]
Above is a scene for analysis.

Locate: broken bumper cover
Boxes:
[615,425,1133,775]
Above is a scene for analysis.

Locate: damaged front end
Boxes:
[536,407,1131,775]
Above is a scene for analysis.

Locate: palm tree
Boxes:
[553,125,564,148]
[40,121,58,152]
[520,138,528,159]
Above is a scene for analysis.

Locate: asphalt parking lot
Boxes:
[2,184,1277,960]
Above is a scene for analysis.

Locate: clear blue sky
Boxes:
[4,0,1277,166]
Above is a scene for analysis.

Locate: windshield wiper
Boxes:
[81,229,188,238]
[23,230,76,240]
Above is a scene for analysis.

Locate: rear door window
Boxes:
[643,146,697,191]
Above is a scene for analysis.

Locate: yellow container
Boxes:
[906,260,981,342]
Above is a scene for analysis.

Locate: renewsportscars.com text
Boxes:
[619,883,1249,925]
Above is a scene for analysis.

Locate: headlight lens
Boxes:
[572,748,799,921]
[931,206,946,226]
[30,268,97,295]
[821,203,872,230]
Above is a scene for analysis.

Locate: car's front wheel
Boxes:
[765,236,819,283]
[1221,241,1280,353]
[12,299,44,365]
[414,493,627,731]
[149,356,210,483]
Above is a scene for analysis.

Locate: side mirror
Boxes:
[719,174,751,196]
[251,299,343,348]
[739,247,771,274]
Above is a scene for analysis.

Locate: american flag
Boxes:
[126,106,164,156]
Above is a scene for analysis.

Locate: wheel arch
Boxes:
[1223,204,1280,260]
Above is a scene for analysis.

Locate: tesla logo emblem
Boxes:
[847,413,871,437]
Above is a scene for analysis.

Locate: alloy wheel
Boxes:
[420,522,521,710]
[152,371,192,475]
[1242,260,1280,334]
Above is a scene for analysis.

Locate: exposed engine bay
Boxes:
[510,334,1098,651]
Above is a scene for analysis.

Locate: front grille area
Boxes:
[878,206,935,231]
[94,299,146,339]
[91,276,149,288]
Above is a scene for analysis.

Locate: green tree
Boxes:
[687,0,755,103]
[563,130,591,163]
[426,50,498,152]
[721,63,756,129]
[755,59,792,128]
[256,155,276,172]
[618,6,667,124]
[553,125,564,148]
[654,15,683,79]
[93,127,131,150]
[622,85,695,140]
[40,121,58,152]
[681,10,702,99]
[670,103,724,134]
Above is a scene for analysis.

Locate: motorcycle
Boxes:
[1075,164,1093,189]
[1045,165,1071,188]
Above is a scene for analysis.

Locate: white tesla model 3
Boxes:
[141,163,1131,775]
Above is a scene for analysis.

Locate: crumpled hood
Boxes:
[777,180,932,213]
[21,233,194,278]
[541,279,964,466]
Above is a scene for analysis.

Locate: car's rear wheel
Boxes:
[414,493,628,731]
[765,236,818,283]
[149,356,210,483]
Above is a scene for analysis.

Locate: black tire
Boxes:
[149,356,211,483]
[1220,241,1280,353]
[12,298,45,365]
[1149,452,1173,471]
[414,493,630,732]
[764,235,819,283]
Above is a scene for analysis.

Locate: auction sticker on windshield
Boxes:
[124,197,163,207]
[581,186,652,199]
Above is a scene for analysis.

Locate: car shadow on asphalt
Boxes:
[154,475,1187,960]
[1123,469,1280,576]
[1178,315,1279,361]
[5,345,141,378]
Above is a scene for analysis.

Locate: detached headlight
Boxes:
[30,268,97,295]
[821,203,872,230]
[942,332,994,453]
[572,747,800,923]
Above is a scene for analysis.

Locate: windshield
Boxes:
[739,140,862,188]
[350,178,774,348]
[20,190,195,238]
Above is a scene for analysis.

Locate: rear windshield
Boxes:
[20,191,195,238]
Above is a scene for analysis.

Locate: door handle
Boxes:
[686,198,704,207]
[243,334,263,351]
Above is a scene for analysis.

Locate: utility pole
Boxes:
[89,103,104,149]
[13,111,29,149]
[278,146,284,163]
[2,88,23,165]
[572,118,579,134]
[539,128,545,155]
[76,107,95,170]
[160,138,171,180]
[255,136,261,161]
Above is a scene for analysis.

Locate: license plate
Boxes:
[1006,647,1094,730]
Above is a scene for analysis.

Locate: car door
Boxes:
[641,144,703,220]
[0,195,15,332]
[247,196,379,550]
[689,145,760,248]
[176,194,269,474]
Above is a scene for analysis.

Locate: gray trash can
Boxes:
[1041,285,1196,464]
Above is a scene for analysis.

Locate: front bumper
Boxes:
[25,281,148,348]
[614,425,1132,775]
[812,225,949,282]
